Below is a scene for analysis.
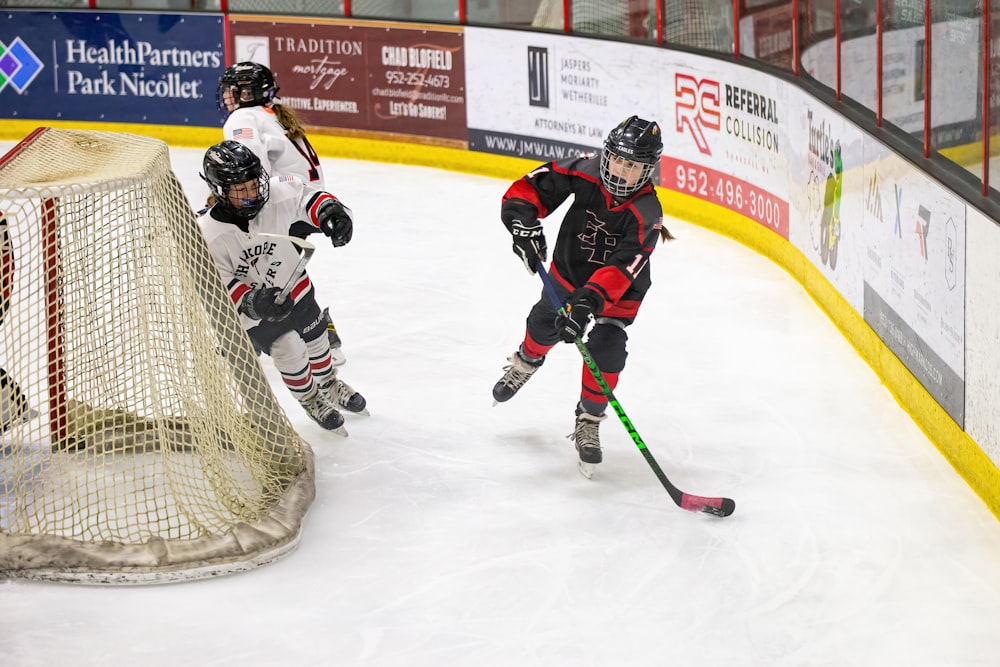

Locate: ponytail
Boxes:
[272,103,306,141]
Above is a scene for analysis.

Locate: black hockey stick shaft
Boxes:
[257,233,316,305]
[537,264,735,517]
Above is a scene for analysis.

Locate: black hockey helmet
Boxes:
[600,115,663,199]
[216,61,279,116]
[200,140,270,219]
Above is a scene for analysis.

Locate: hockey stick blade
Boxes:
[256,233,316,304]
[536,263,735,518]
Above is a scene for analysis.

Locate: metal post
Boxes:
[983,0,991,194]
[791,0,800,75]
[656,0,664,44]
[835,0,842,99]
[924,0,932,157]
[876,0,883,126]
[733,0,740,58]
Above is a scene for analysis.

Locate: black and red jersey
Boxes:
[501,154,664,319]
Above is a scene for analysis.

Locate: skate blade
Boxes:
[578,460,596,479]
[329,349,347,367]
[349,407,371,417]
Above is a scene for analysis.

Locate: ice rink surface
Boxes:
[3,141,1000,666]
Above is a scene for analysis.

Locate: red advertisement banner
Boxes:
[661,156,789,239]
[228,18,467,143]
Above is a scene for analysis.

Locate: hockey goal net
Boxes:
[0,128,314,584]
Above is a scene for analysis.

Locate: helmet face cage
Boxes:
[600,116,663,199]
[216,62,278,116]
[202,141,270,219]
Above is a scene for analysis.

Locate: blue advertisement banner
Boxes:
[1,11,224,126]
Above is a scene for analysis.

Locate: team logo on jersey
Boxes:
[577,216,619,264]
[0,37,44,94]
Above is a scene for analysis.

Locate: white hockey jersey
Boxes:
[199,175,339,331]
[223,104,325,185]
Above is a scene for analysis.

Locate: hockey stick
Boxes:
[537,264,735,518]
[256,233,316,305]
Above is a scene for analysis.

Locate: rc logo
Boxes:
[0,37,44,94]
[675,73,720,155]
[527,46,549,108]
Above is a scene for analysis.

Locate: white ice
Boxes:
[2,142,1000,667]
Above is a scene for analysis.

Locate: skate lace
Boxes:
[499,356,538,390]
[573,415,603,449]
[303,391,338,421]
[324,378,356,407]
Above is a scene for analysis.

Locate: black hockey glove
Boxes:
[318,199,353,247]
[510,219,547,274]
[556,288,602,343]
[241,286,294,323]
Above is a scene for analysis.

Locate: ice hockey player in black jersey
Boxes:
[199,140,367,435]
[492,115,672,472]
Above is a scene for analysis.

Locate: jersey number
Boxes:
[625,253,647,278]
[291,137,321,182]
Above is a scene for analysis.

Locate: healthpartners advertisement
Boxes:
[227,16,467,143]
[0,11,223,126]
[464,27,661,162]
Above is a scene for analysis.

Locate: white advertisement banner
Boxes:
[464,27,661,161]
[787,91,867,307]
[659,51,790,238]
[860,142,966,423]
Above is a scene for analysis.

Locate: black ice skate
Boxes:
[320,374,369,415]
[299,387,347,435]
[492,349,544,405]
[571,408,606,479]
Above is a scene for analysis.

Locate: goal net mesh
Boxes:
[0,128,314,584]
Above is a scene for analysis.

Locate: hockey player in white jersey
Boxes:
[199,140,366,434]
[217,61,347,365]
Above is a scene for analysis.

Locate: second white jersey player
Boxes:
[217,61,347,364]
